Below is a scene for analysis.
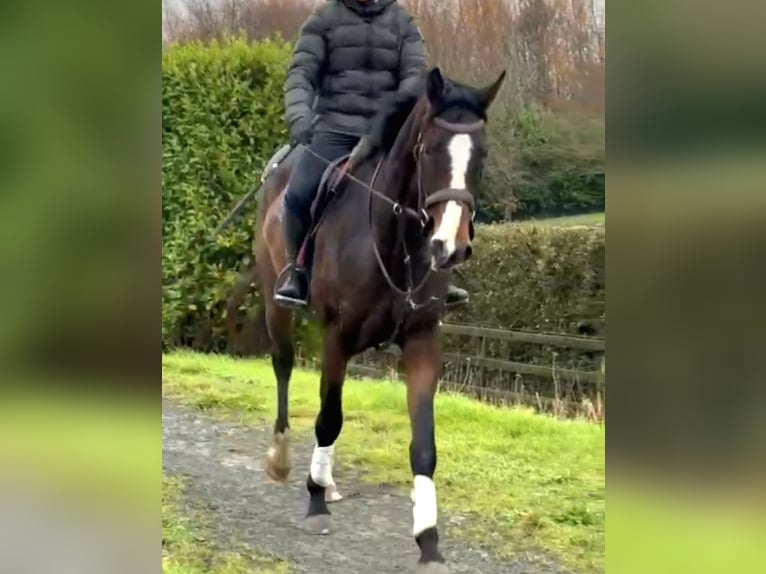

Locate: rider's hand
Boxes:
[290,117,313,146]
[348,137,372,169]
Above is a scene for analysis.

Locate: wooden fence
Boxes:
[348,322,605,414]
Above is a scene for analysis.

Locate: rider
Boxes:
[275,0,470,309]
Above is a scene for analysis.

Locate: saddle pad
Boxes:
[309,154,350,221]
[297,154,350,269]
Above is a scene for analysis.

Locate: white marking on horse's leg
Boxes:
[310,444,338,491]
[325,481,343,502]
[431,134,472,259]
[312,444,342,501]
[411,475,438,536]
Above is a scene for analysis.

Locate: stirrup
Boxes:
[274,292,308,309]
[274,264,309,308]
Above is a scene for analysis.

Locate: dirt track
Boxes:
[162,399,570,574]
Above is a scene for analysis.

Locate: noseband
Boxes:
[414,116,485,221]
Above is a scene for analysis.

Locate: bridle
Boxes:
[302,114,485,312]
[368,114,485,311]
[415,116,484,224]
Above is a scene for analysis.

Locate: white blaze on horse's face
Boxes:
[430,133,473,269]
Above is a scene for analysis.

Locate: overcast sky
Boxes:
[163,0,605,32]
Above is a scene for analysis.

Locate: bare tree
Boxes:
[163,0,318,43]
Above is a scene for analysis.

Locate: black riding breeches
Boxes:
[283,131,359,227]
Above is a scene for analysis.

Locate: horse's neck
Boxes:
[379,101,424,207]
[369,102,428,267]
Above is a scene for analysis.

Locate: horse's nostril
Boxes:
[430,239,446,258]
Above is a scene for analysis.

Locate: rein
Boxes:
[303,147,427,226]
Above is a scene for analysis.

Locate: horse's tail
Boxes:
[229,148,300,359]
[225,155,287,356]
[225,248,271,357]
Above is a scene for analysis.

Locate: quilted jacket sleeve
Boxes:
[284,9,327,140]
[397,10,427,98]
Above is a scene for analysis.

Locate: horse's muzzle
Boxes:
[430,239,472,270]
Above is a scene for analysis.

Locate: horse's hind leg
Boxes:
[402,332,448,573]
[264,299,294,482]
[305,328,347,535]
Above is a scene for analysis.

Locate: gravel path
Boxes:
[162,399,569,574]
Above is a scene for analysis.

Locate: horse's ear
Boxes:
[477,70,506,110]
[426,67,445,105]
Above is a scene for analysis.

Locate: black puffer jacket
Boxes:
[284,0,427,142]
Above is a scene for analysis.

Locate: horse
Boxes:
[253,67,505,573]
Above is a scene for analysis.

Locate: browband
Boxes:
[432,116,485,133]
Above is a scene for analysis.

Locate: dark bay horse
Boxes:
[254,67,505,573]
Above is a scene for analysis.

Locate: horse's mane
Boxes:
[368,70,489,154]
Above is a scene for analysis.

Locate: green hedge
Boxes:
[452,223,604,332]
[162,37,290,349]
[479,105,605,221]
[442,223,605,399]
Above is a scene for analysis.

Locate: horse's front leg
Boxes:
[305,329,347,534]
[402,332,448,573]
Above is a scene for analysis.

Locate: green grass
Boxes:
[163,352,605,572]
[517,212,605,228]
[163,476,291,574]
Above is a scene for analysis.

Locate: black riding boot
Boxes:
[274,208,309,308]
[446,283,469,306]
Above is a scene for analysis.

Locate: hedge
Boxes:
[451,223,604,332]
[162,36,290,349]
[445,223,605,389]
[479,105,605,221]
[161,38,605,364]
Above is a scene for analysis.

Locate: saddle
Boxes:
[296,154,351,270]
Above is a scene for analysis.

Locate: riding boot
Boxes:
[445,283,469,306]
[274,207,309,308]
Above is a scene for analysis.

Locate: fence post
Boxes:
[479,333,487,387]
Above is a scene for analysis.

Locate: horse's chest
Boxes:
[337,297,400,354]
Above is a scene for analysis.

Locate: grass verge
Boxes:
[162,351,605,572]
[163,476,291,574]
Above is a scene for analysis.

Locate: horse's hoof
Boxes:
[325,483,343,503]
[416,562,449,574]
[304,514,333,535]
[265,432,291,482]
[265,461,290,482]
